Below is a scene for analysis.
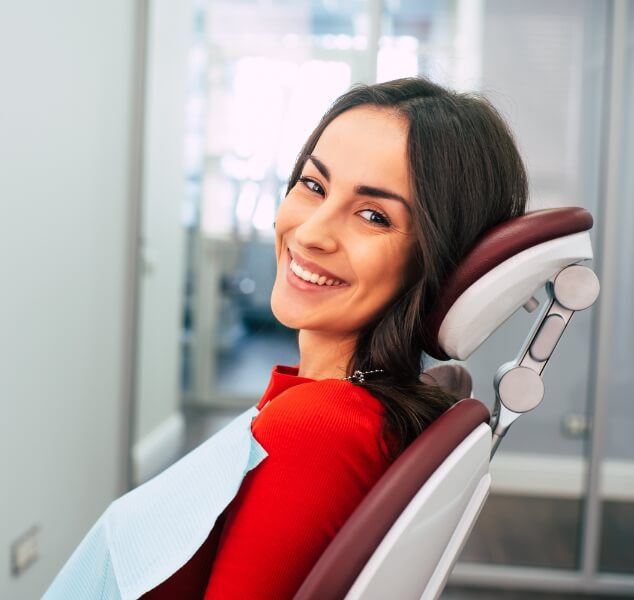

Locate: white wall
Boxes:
[0,2,141,598]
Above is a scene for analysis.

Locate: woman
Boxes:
[47,76,527,599]
[147,76,527,599]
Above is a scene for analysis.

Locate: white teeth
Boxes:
[290,258,343,286]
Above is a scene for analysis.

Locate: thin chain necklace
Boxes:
[341,369,384,383]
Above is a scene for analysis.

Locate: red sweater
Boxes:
[143,364,395,599]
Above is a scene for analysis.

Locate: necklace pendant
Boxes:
[352,370,365,382]
[342,368,384,382]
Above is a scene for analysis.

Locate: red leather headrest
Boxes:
[421,206,594,360]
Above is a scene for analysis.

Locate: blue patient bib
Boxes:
[43,405,268,600]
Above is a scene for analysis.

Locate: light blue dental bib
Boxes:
[44,405,268,600]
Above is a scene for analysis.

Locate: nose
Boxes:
[293,201,340,254]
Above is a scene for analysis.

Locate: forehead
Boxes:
[312,106,411,193]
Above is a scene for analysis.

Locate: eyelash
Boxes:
[297,176,392,228]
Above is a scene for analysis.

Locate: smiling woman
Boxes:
[197,77,528,600]
[199,78,528,599]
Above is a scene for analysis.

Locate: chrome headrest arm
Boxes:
[489,263,600,459]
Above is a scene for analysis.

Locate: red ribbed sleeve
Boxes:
[202,379,393,599]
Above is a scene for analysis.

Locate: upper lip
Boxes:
[288,248,349,284]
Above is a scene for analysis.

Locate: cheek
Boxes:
[359,244,409,303]
[364,243,400,282]
[274,192,306,255]
[274,199,293,258]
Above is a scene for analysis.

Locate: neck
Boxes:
[296,329,357,380]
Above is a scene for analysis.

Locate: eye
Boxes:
[298,176,324,196]
[358,209,392,228]
[298,176,392,228]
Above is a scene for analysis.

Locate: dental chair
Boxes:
[294,206,600,600]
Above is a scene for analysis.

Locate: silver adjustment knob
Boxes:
[498,366,544,413]
[553,265,600,311]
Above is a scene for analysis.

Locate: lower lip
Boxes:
[284,250,350,293]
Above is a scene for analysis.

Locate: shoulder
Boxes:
[252,379,389,458]
[257,378,385,427]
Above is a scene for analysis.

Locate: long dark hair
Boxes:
[285,77,528,458]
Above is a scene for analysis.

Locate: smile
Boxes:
[290,258,345,286]
[285,248,350,292]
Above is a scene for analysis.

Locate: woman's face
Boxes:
[271,105,415,335]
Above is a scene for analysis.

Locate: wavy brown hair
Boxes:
[285,77,528,458]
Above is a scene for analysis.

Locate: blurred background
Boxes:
[1,0,633,598]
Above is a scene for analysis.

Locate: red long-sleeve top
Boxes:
[143,364,396,599]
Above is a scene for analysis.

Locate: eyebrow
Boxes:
[305,154,411,215]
